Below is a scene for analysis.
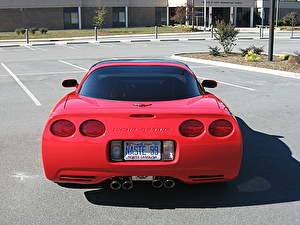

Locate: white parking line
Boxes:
[217,80,256,91]
[58,43,76,49]
[1,63,42,106]
[197,76,256,91]
[15,71,83,76]
[24,45,35,51]
[59,60,89,72]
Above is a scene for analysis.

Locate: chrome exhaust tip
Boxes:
[110,180,121,190]
[122,177,133,190]
[164,178,175,188]
[152,177,163,188]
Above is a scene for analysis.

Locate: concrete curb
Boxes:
[171,54,300,80]
[0,37,262,48]
[0,37,212,47]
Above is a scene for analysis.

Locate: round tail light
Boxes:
[51,120,75,137]
[180,120,204,137]
[80,120,106,137]
[209,120,233,137]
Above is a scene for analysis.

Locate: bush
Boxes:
[20,28,26,35]
[16,28,30,35]
[289,51,300,64]
[240,45,264,57]
[188,26,199,31]
[214,20,239,53]
[29,28,36,35]
[277,19,284,26]
[208,46,221,56]
[279,52,292,61]
[245,50,261,62]
[15,29,21,35]
[39,28,48,34]
[282,12,299,26]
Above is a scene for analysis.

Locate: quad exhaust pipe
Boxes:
[110,176,175,190]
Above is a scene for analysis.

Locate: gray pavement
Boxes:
[0,32,299,224]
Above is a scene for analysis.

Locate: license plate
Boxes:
[124,141,161,160]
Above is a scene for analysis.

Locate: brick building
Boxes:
[0,0,299,32]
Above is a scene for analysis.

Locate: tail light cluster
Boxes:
[209,120,233,137]
[179,120,204,137]
[180,119,233,137]
[50,119,105,137]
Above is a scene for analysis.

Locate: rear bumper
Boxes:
[42,135,242,185]
[55,169,238,184]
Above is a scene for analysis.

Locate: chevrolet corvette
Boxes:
[42,59,242,189]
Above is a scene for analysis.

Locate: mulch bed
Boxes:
[180,52,300,73]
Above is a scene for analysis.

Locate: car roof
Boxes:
[90,59,190,70]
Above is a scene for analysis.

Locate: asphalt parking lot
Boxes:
[0,35,299,224]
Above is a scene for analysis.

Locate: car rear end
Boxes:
[42,60,242,189]
[42,97,242,187]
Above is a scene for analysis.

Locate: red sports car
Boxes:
[42,60,242,189]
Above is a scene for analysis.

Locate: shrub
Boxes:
[208,46,221,56]
[279,52,292,61]
[277,19,284,26]
[214,20,240,53]
[188,26,199,31]
[288,51,300,64]
[39,28,48,34]
[29,28,36,35]
[282,12,299,26]
[240,45,264,57]
[15,29,21,35]
[245,50,261,62]
[20,28,26,35]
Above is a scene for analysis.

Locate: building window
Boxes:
[65,12,79,24]
[114,11,125,23]
[113,7,126,27]
[64,8,79,29]
[155,8,167,26]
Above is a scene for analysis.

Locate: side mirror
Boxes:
[202,80,218,88]
[62,79,78,88]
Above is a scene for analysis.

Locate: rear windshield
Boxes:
[79,66,202,101]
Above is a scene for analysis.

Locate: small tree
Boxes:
[93,0,108,28]
[214,20,239,54]
[171,6,186,27]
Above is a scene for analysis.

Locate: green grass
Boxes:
[0,26,199,40]
[279,26,300,30]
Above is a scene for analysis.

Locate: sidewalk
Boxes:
[1,28,298,47]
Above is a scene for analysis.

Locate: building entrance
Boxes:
[212,7,230,24]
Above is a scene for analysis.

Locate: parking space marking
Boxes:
[59,60,89,72]
[1,63,42,106]
[15,71,83,76]
[58,43,76,49]
[24,45,35,51]
[91,42,115,48]
[197,76,256,91]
